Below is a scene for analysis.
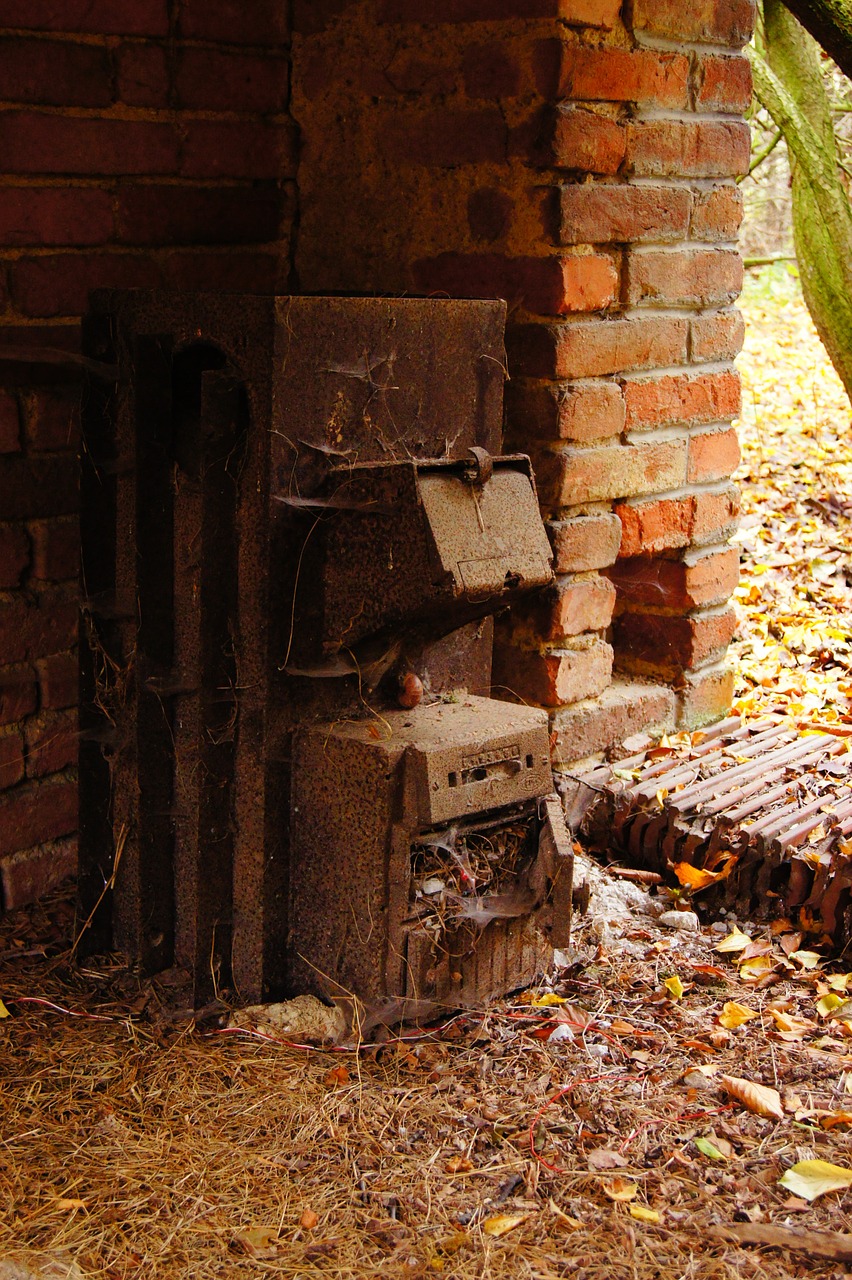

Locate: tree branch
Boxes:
[782,0,852,82]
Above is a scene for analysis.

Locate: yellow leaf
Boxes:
[628,1205,660,1224]
[602,1178,638,1202]
[788,950,823,970]
[720,1075,784,1120]
[715,929,753,954]
[664,976,685,1001]
[55,1199,86,1211]
[446,1157,473,1174]
[828,974,851,992]
[738,955,777,983]
[817,993,844,1018]
[718,1001,759,1029]
[656,789,668,807]
[482,1213,528,1238]
[0,999,9,1018]
[531,993,567,1007]
[673,863,722,891]
[778,1159,852,1202]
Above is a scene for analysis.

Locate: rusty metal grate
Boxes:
[571,715,852,950]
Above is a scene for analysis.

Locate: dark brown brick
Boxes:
[0,187,113,247]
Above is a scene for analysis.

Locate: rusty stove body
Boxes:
[79,292,573,1012]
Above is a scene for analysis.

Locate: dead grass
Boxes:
[2,882,852,1280]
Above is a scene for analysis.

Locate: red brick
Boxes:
[552,46,689,109]
[0,525,30,588]
[116,42,169,108]
[0,455,77,518]
[691,185,743,242]
[548,513,623,572]
[29,517,79,582]
[0,665,37,726]
[25,709,77,778]
[542,574,617,639]
[0,594,79,665]
[25,389,80,450]
[549,107,625,175]
[616,487,740,557]
[0,834,77,910]
[608,547,740,610]
[0,391,20,452]
[627,120,751,179]
[551,679,676,765]
[175,48,289,113]
[0,729,24,790]
[414,252,617,315]
[508,315,688,379]
[615,606,737,673]
[696,54,752,114]
[376,0,617,21]
[0,112,179,176]
[631,0,755,47]
[688,428,741,483]
[505,379,625,443]
[37,653,78,711]
[626,247,743,308]
[179,0,289,44]
[0,37,113,107]
[535,438,688,506]
[492,637,613,708]
[180,120,297,179]
[0,776,77,859]
[691,310,745,362]
[11,253,161,318]
[462,42,522,98]
[678,663,736,728]
[557,184,692,245]
[0,0,168,35]
[378,107,507,168]
[163,250,285,295]
[0,187,113,248]
[622,369,741,430]
[116,185,282,246]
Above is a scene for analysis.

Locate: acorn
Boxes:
[398,671,424,709]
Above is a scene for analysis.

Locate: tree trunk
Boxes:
[754,0,852,402]
[782,0,852,83]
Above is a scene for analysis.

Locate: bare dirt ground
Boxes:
[2,269,852,1280]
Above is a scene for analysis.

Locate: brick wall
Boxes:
[292,0,753,764]
[0,0,294,906]
[0,0,754,905]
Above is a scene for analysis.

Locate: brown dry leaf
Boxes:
[323,1064,350,1088]
[738,956,778,984]
[482,1213,529,1238]
[446,1156,473,1174]
[718,1001,759,1029]
[300,1209,319,1230]
[720,1075,784,1120]
[587,1146,629,1171]
[55,1198,87,1210]
[236,1226,280,1259]
[710,1222,852,1263]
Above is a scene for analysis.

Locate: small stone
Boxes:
[659,909,700,932]
[710,920,730,935]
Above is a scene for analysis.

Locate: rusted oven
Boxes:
[79,291,573,1014]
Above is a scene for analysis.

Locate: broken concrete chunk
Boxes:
[659,909,700,932]
[228,995,347,1046]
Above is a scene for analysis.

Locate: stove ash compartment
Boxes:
[78,290,574,1015]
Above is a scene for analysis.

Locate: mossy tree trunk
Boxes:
[751,0,852,401]
[782,0,852,81]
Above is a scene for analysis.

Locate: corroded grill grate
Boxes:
[572,716,852,949]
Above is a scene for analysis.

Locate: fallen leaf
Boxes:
[720,1075,784,1120]
[694,1136,727,1161]
[673,862,723,891]
[55,1198,87,1210]
[237,1226,279,1258]
[482,1213,528,1237]
[323,1064,350,1087]
[530,993,567,1007]
[628,1204,661,1223]
[738,956,778,983]
[715,929,753,954]
[778,1159,852,1202]
[0,999,9,1018]
[788,949,823,970]
[817,993,844,1018]
[663,975,685,1001]
[300,1209,319,1230]
[828,973,851,992]
[587,1146,628,1171]
[446,1157,473,1174]
[548,1200,583,1230]
[601,1177,638,1202]
[718,1001,759,1029]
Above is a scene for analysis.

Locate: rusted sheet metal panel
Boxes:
[575,716,852,950]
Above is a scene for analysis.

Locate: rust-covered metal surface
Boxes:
[290,697,572,1009]
[574,716,852,948]
[79,291,570,1013]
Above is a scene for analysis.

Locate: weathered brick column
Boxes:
[292,0,754,761]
